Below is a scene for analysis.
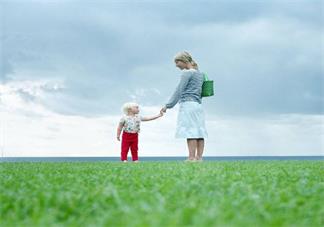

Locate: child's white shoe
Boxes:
[123,160,128,163]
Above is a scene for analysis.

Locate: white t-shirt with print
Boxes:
[119,115,144,133]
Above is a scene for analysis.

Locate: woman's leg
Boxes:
[196,138,205,160]
[186,139,197,160]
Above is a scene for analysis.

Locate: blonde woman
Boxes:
[160,51,208,162]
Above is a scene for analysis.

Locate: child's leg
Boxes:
[130,135,139,161]
[121,136,131,161]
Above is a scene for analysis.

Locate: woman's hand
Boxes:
[160,106,167,114]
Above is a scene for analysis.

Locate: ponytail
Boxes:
[190,59,199,70]
[174,51,199,69]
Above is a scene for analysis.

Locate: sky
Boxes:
[0,0,323,157]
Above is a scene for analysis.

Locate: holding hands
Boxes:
[160,106,167,115]
[117,106,166,141]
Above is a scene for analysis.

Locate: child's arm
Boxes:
[117,122,124,141]
[141,112,163,122]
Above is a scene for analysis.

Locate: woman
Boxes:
[161,51,208,162]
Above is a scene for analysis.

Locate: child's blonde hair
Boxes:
[122,102,139,115]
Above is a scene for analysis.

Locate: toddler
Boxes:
[117,102,163,162]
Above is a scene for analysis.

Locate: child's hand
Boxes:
[117,136,120,141]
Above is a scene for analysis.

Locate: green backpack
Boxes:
[201,72,214,97]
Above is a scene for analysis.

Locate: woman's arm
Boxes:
[164,71,191,109]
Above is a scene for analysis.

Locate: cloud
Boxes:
[1,1,322,117]
[0,79,322,156]
[204,113,323,156]
[0,79,64,117]
[191,16,323,116]
[1,99,323,157]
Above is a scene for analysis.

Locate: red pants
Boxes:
[121,131,139,161]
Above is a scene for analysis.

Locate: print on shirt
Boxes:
[119,115,143,133]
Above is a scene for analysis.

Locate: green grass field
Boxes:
[1,161,323,227]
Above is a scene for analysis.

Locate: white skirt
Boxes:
[175,101,208,139]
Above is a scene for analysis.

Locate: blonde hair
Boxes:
[174,51,198,69]
[122,102,139,115]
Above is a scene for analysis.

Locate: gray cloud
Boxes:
[1,0,322,116]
